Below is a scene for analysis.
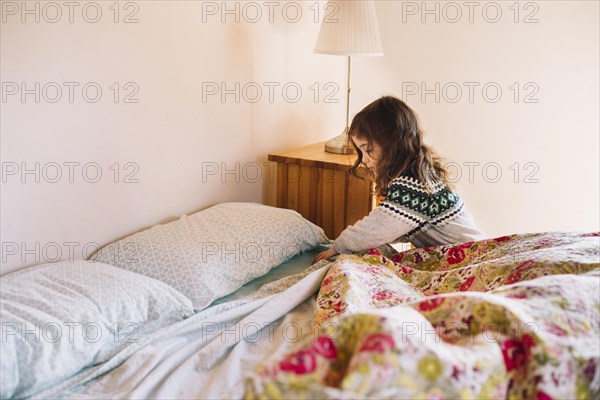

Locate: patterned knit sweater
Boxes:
[333,175,486,253]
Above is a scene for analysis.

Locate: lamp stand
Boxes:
[324,56,356,155]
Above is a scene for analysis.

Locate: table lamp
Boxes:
[314,0,384,154]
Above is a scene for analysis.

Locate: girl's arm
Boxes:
[332,206,416,254]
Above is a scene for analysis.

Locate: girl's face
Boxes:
[352,135,382,174]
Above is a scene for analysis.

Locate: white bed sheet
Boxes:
[31,246,331,399]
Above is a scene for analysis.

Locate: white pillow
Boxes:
[89,202,328,310]
[0,260,194,399]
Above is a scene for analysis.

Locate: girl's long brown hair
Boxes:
[349,96,455,196]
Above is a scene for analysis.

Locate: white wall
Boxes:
[1,1,598,274]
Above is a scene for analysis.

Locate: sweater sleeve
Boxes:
[332,175,474,253]
[332,206,416,254]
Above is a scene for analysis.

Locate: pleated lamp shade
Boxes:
[314,0,384,56]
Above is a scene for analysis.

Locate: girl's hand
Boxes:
[312,247,338,264]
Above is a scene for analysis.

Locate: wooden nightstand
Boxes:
[268,142,376,240]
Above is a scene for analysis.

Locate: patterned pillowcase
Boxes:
[89,202,329,310]
[0,260,194,399]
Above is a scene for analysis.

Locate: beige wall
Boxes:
[1,1,598,274]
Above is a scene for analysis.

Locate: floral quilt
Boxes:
[244,231,600,399]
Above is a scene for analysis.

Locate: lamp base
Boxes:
[324,128,356,155]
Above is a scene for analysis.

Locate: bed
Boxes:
[1,202,598,399]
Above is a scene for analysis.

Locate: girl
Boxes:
[313,96,486,264]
